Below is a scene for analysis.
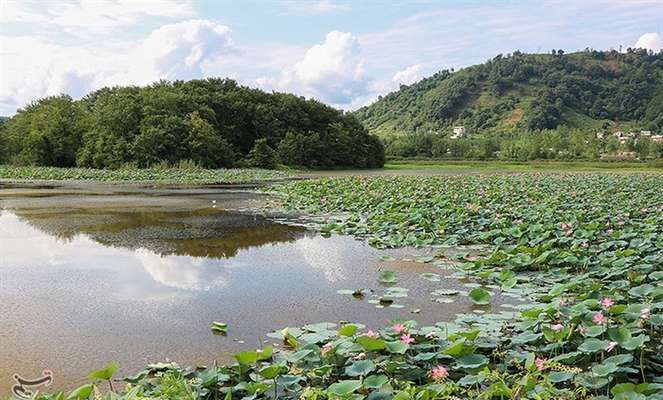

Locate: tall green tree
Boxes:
[185,111,235,168]
[4,95,82,166]
[248,138,279,169]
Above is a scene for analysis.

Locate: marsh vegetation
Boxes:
[6,171,660,399]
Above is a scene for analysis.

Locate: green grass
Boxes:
[0,165,293,184]
[384,159,663,172]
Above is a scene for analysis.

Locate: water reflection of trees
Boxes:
[9,208,308,259]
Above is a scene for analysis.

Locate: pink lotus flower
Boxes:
[601,298,615,309]
[352,352,366,360]
[365,330,379,338]
[551,324,564,332]
[465,203,480,213]
[593,312,606,325]
[606,341,618,352]
[400,333,414,344]
[641,308,651,320]
[392,323,407,334]
[514,219,523,225]
[425,331,438,339]
[431,365,449,380]
[558,298,567,306]
[535,357,547,371]
[321,343,333,356]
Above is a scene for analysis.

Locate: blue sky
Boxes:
[1,0,662,115]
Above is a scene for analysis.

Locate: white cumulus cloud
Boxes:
[281,0,350,15]
[0,19,235,114]
[0,0,195,31]
[0,36,101,112]
[634,32,662,52]
[267,30,370,107]
[126,19,236,83]
[392,64,422,85]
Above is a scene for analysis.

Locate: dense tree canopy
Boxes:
[0,79,384,169]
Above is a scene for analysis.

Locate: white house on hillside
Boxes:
[451,126,466,139]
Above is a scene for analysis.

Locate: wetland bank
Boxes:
[0,180,506,394]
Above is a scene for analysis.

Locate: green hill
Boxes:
[355,49,663,138]
[0,79,384,170]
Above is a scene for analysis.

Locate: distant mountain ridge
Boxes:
[355,49,663,138]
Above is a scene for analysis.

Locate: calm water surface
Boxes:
[0,183,509,393]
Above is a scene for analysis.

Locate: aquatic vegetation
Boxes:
[31,313,659,399]
[211,322,228,335]
[268,173,663,397]
[31,173,663,399]
[378,270,398,284]
[0,165,291,184]
[273,174,662,248]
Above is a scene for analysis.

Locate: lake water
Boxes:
[0,183,509,393]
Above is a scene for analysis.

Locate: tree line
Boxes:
[385,128,663,161]
[0,79,385,170]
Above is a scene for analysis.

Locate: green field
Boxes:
[385,160,663,172]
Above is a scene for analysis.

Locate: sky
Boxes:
[1,0,662,116]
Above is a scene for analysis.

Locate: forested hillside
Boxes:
[0,79,384,169]
[355,49,663,160]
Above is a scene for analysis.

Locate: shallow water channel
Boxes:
[0,182,511,393]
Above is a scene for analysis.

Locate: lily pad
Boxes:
[468,288,492,305]
[210,321,228,335]
[378,270,398,283]
[420,272,441,281]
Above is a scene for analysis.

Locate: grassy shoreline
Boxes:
[0,165,293,185]
[385,159,663,172]
[2,160,661,187]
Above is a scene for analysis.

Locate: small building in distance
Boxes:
[451,126,466,139]
[597,130,659,143]
[613,131,628,144]
[600,151,638,161]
